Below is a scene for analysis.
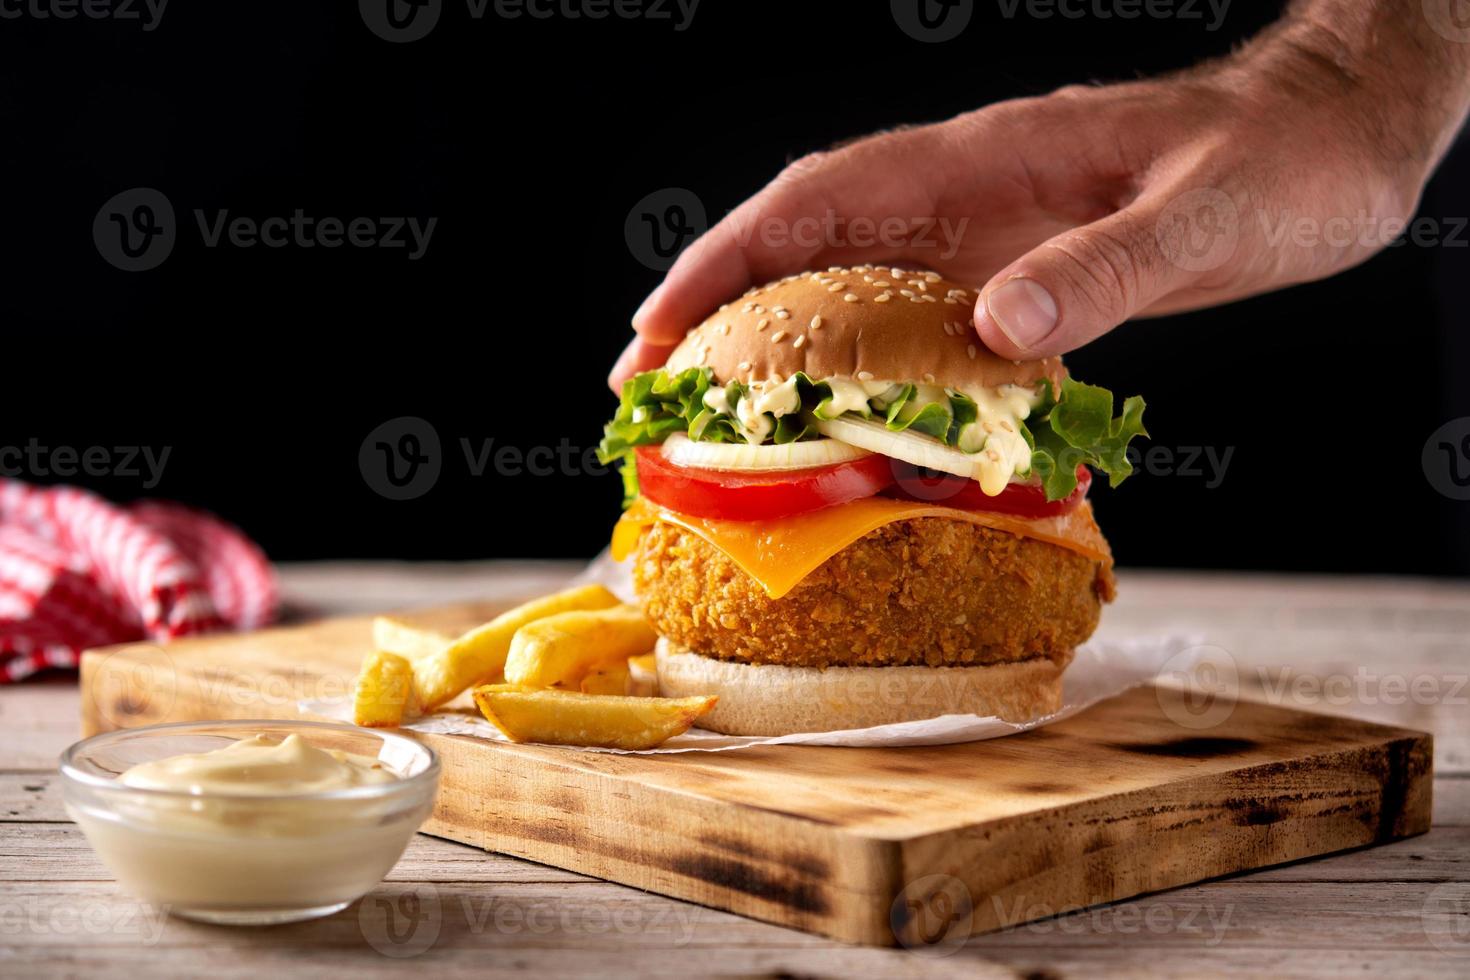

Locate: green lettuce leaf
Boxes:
[1025,378,1148,500]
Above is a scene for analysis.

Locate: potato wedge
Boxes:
[504,606,656,689]
[579,661,630,696]
[413,584,620,711]
[371,616,457,661]
[472,684,716,750]
[626,652,659,697]
[353,651,420,727]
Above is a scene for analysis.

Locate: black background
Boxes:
[1,0,1466,574]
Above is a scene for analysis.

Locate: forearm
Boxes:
[1237,0,1470,182]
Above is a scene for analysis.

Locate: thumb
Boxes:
[974,190,1238,358]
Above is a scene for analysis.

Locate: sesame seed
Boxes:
[827,282,846,292]
[875,292,892,303]
[757,318,769,331]
[810,315,823,329]
[1000,420,1014,432]
[921,295,937,302]
[1012,359,1021,366]
[741,303,755,313]
[922,373,936,383]
[843,293,859,303]
[753,305,765,314]
[775,310,790,320]
[967,344,977,360]
[941,322,953,336]
[857,370,874,381]
[828,265,843,273]
[983,421,996,434]
[719,303,729,311]
[862,275,873,283]
[793,335,806,349]
[873,280,890,288]
[719,323,731,335]
[943,297,959,304]
[771,330,787,342]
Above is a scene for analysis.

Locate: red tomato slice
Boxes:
[635,445,896,521]
[880,462,1091,518]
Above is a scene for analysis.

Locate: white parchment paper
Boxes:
[300,550,1202,754]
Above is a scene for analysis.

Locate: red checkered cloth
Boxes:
[0,479,276,682]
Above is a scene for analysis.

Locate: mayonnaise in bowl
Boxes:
[60,721,439,925]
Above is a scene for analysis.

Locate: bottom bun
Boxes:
[654,639,1070,736]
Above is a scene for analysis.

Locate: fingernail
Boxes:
[632,283,665,331]
[985,278,1057,353]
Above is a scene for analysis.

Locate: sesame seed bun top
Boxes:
[664,265,1066,391]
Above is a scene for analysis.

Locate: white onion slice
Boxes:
[660,432,871,471]
[812,415,984,482]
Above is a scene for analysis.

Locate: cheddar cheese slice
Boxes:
[612,496,1112,599]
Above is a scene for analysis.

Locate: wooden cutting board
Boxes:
[78,599,1432,948]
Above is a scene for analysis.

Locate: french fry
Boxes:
[413,584,620,711]
[472,684,716,750]
[504,606,656,689]
[579,661,631,696]
[626,652,659,697]
[353,651,419,727]
[372,616,457,660]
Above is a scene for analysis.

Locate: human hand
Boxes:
[611,0,1470,390]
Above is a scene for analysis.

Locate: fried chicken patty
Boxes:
[632,518,1115,669]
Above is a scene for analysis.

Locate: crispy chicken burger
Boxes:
[599,266,1146,736]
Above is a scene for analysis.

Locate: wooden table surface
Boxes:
[3,562,1467,978]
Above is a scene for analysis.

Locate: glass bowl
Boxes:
[60,719,440,925]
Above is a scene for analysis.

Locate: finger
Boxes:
[973,189,1236,359]
[607,336,678,393]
